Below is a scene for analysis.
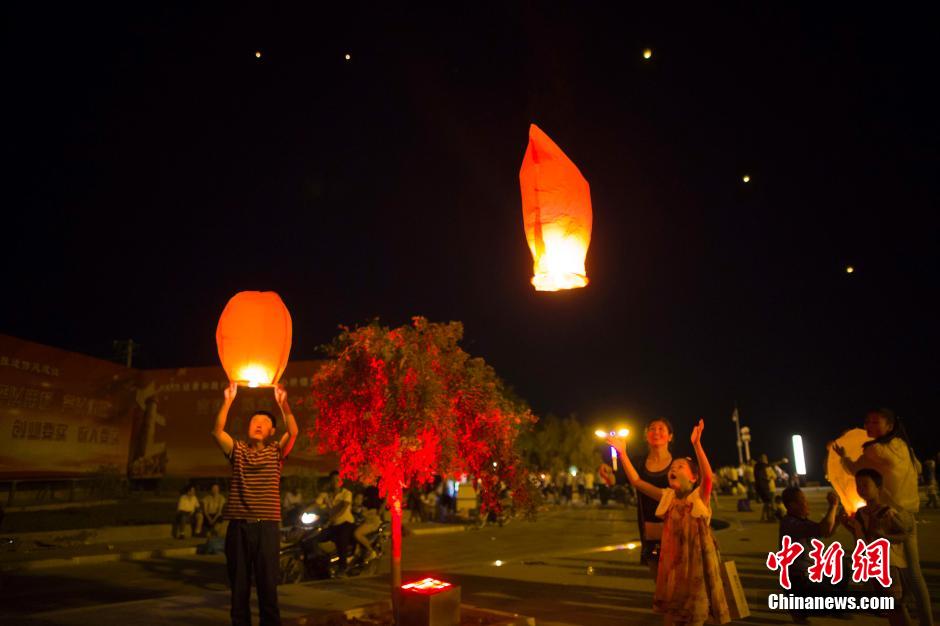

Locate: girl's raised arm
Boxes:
[691,419,713,501]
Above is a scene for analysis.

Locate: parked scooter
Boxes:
[279,506,389,584]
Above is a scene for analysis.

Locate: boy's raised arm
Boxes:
[212,383,237,457]
[275,385,299,457]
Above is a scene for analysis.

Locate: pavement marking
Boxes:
[470,591,522,600]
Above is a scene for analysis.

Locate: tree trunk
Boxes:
[390,488,403,625]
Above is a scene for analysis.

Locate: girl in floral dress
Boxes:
[611,420,730,626]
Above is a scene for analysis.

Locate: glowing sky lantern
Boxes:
[519,124,593,291]
[216,291,292,388]
[826,428,872,515]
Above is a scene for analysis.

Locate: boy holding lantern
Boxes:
[212,382,299,626]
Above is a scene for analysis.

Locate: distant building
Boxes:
[0,333,335,480]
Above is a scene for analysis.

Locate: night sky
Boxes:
[4,4,938,477]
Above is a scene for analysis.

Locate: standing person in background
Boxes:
[743,460,756,502]
[755,454,787,522]
[923,459,938,509]
[833,409,931,626]
[583,468,595,505]
[212,382,299,626]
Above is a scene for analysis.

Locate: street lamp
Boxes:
[595,428,630,471]
[740,426,751,463]
[792,435,807,476]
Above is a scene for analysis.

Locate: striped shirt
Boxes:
[223,440,284,521]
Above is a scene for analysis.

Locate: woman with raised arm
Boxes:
[629,418,675,578]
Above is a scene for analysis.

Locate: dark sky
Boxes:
[4,3,938,477]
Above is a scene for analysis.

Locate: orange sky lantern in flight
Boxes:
[216,291,292,388]
[519,123,593,291]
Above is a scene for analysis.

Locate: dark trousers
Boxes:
[173,511,193,537]
[225,520,281,626]
[318,522,355,570]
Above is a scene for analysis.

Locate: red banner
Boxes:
[0,334,136,479]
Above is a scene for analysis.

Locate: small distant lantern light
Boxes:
[742,175,751,183]
[255,51,262,59]
[345,53,351,60]
[846,265,855,274]
[643,48,653,60]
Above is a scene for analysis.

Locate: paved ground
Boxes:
[2,489,938,625]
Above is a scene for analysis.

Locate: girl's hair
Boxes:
[671,456,699,482]
[862,408,917,465]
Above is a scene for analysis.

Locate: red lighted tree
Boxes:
[311,317,534,619]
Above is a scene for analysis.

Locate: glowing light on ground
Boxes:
[402,578,453,594]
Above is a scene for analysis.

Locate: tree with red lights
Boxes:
[311,317,534,620]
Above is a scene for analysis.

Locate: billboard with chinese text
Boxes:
[132,364,335,478]
[0,334,136,479]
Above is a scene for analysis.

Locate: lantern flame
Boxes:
[520,124,592,292]
[237,364,274,388]
[216,291,292,388]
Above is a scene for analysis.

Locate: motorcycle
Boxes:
[278,506,389,584]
